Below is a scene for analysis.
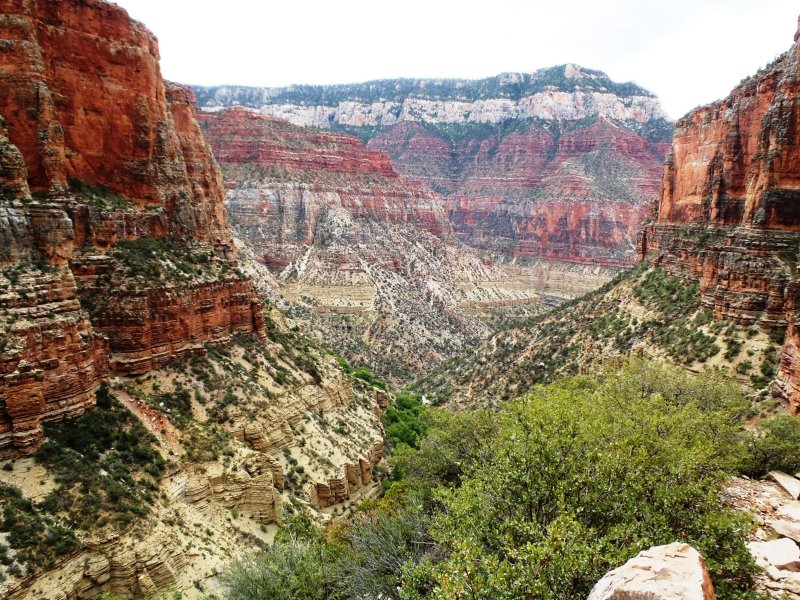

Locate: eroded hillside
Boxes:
[199,108,611,380]
[418,18,800,414]
[0,1,386,596]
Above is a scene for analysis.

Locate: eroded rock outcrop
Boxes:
[0,0,263,456]
[309,440,384,508]
[195,65,671,266]
[0,121,108,457]
[588,543,716,600]
[199,108,553,379]
[639,16,800,412]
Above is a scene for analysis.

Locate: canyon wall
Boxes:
[0,0,263,457]
[195,65,671,267]
[199,108,515,379]
[638,18,800,411]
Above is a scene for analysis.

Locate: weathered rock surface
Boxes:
[638,16,800,411]
[309,441,384,508]
[588,543,717,600]
[197,108,452,239]
[200,108,559,379]
[0,0,228,246]
[0,0,264,456]
[369,116,666,266]
[724,476,800,598]
[195,65,671,267]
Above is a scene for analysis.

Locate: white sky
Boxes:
[114,0,799,120]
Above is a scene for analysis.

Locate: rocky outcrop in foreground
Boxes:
[195,65,671,267]
[639,16,800,412]
[724,473,800,598]
[588,543,716,600]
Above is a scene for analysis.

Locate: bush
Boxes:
[354,367,387,391]
[0,485,79,572]
[220,360,760,600]
[427,364,755,599]
[742,415,800,478]
[35,383,165,532]
[382,392,426,451]
[221,525,337,600]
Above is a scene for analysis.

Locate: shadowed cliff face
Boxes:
[639,17,800,412]
[194,65,672,267]
[0,0,263,457]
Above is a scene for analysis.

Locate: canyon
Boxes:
[199,107,613,379]
[421,16,800,415]
[195,66,671,268]
[0,1,387,597]
[1,0,800,598]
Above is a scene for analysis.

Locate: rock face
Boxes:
[200,108,555,379]
[369,115,666,266]
[0,0,227,246]
[588,543,717,600]
[0,0,263,456]
[195,65,671,267]
[639,17,800,412]
[197,107,452,244]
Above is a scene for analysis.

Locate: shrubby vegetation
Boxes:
[110,237,217,285]
[36,383,165,531]
[221,360,800,599]
[0,384,164,577]
[0,484,78,576]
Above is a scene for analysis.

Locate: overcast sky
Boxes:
[114,0,798,120]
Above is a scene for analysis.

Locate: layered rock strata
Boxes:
[638,17,800,411]
[588,543,717,600]
[195,65,672,266]
[200,108,554,379]
[0,0,263,456]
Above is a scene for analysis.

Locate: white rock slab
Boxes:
[748,538,800,571]
[769,471,800,500]
[588,542,716,600]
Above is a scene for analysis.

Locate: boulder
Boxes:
[770,520,800,545]
[747,538,800,572]
[770,472,800,500]
[588,542,716,600]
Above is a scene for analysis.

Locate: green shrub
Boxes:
[382,392,426,451]
[427,364,755,599]
[0,485,79,572]
[35,383,164,532]
[354,367,387,391]
[221,360,760,600]
[742,415,800,478]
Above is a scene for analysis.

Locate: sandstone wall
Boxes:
[0,0,264,456]
[638,18,800,412]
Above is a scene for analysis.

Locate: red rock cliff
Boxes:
[368,118,667,266]
[198,108,451,240]
[639,16,800,411]
[0,0,263,456]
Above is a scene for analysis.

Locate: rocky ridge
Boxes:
[420,15,800,410]
[194,65,671,267]
[638,17,800,412]
[0,1,387,597]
